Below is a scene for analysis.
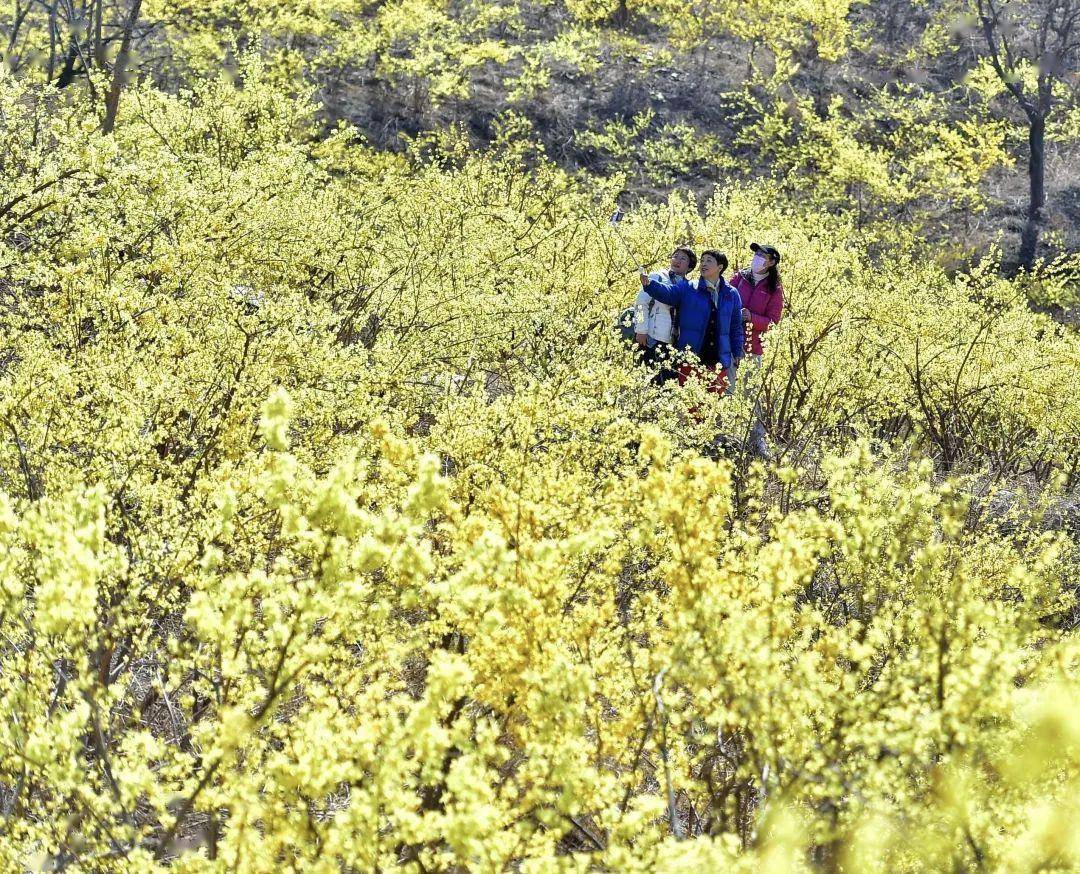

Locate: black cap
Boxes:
[750,242,781,264]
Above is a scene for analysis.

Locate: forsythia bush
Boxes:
[0,65,1077,870]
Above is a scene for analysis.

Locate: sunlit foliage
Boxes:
[0,58,1076,870]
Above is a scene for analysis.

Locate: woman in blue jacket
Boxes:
[640,250,744,394]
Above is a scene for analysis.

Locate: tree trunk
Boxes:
[1018,113,1046,270]
[102,0,143,134]
[54,39,80,88]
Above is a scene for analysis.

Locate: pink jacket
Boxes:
[730,270,784,356]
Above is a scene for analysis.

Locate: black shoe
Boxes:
[704,434,740,460]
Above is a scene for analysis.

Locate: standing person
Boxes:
[640,249,743,396]
[729,243,784,457]
[730,243,784,357]
[634,246,695,382]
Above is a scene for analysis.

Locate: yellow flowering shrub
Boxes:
[0,64,1077,871]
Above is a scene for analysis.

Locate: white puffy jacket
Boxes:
[634,272,678,345]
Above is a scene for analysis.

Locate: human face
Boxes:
[669,250,691,276]
[699,254,720,281]
[752,251,776,273]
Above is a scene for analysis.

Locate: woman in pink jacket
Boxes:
[728,243,783,458]
[729,243,784,356]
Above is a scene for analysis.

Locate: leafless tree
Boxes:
[973,0,1080,269]
[1,0,144,131]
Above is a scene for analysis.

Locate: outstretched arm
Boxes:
[640,275,683,307]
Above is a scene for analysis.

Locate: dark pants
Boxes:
[642,342,678,385]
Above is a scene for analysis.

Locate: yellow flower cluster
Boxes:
[0,64,1076,872]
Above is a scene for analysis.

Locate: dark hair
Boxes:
[757,263,780,293]
[700,250,728,274]
[672,246,697,272]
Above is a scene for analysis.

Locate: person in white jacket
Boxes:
[635,246,694,381]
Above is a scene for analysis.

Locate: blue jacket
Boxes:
[644,276,744,368]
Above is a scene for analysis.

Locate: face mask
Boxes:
[751,254,768,274]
